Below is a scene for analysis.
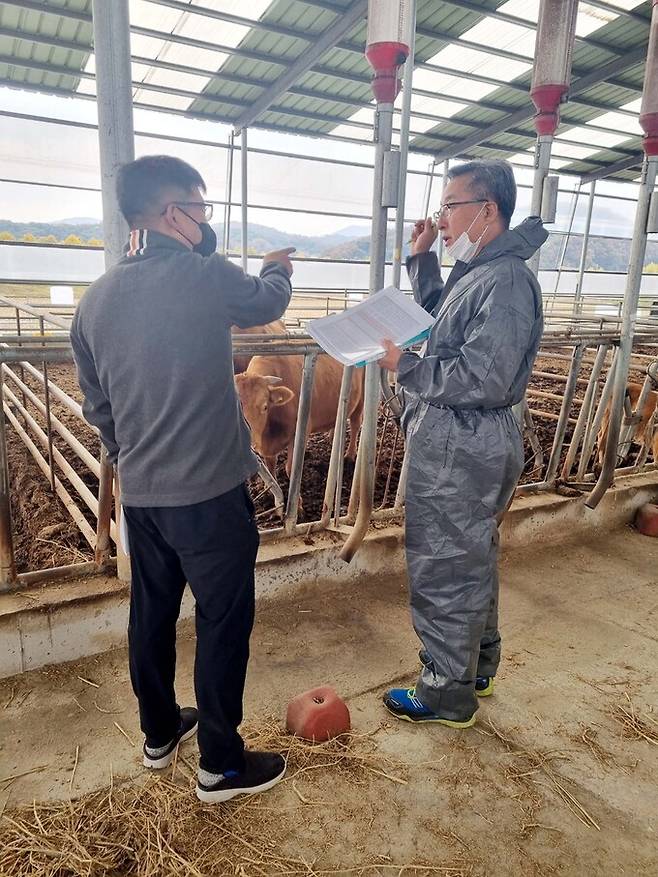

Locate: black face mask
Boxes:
[177,208,217,256]
[193,222,217,257]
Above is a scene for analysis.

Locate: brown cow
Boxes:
[231,320,286,373]
[597,381,658,468]
[235,355,364,476]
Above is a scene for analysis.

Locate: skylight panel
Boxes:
[459,17,536,58]
[558,125,631,148]
[585,112,641,136]
[409,94,467,119]
[413,68,497,102]
[550,141,599,160]
[425,44,531,84]
[134,89,194,112]
[495,0,539,24]
[509,152,569,170]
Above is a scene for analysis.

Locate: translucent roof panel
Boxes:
[585,111,642,136]
[423,44,532,86]
[509,152,569,171]
[557,125,633,149]
[458,18,536,58]
[412,69,498,103]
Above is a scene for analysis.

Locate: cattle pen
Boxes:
[1,1,658,876]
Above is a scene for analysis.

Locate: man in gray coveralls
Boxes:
[378,159,547,728]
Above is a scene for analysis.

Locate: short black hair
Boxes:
[116,155,206,225]
[447,159,516,227]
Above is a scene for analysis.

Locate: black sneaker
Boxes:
[143,706,198,769]
[196,750,286,804]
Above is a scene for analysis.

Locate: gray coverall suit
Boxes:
[398,216,547,721]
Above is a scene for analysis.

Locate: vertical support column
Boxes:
[92,0,134,583]
[340,103,394,562]
[391,0,417,291]
[222,131,235,256]
[436,159,449,268]
[575,180,596,316]
[241,128,249,273]
[95,446,114,568]
[0,377,17,590]
[587,0,658,507]
[586,156,658,507]
[526,137,553,276]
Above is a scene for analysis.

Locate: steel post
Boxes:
[223,131,235,255]
[320,364,353,528]
[241,127,249,272]
[544,343,584,484]
[0,378,16,589]
[527,136,553,276]
[436,159,449,268]
[284,352,317,534]
[392,0,417,291]
[92,0,134,581]
[575,180,596,316]
[340,102,394,563]
[561,343,609,479]
[587,154,658,508]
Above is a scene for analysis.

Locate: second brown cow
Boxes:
[235,354,364,477]
[597,381,658,469]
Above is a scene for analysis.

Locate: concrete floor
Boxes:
[1,527,657,875]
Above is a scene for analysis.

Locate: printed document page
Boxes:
[307,286,434,367]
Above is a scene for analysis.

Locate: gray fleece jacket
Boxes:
[70,230,291,507]
[399,216,547,410]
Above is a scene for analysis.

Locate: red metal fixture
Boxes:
[530,0,579,136]
[365,1,411,103]
[639,0,658,156]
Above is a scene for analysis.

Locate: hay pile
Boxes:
[0,721,464,877]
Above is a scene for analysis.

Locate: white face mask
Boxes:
[445,205,488,264]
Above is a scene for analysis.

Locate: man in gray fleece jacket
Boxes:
[71,155,293,803]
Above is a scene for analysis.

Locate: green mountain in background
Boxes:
[1,218,657,272]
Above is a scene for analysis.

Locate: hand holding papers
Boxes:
[307,286,434,367]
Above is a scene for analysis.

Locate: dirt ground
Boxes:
[1,528,657,875]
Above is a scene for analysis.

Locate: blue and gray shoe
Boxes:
[383,687,476,728]
[475,676,494,697]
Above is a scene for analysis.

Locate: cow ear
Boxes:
[261,375,282,385]
[269,386,294,406]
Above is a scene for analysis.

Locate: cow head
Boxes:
[234,373,295,449]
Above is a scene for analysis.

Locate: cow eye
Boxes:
[261,402,268,412]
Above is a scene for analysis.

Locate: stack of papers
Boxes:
[307,286,434,367]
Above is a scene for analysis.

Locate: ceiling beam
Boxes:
[580,153,644,184]
[434,44,648,161]
[231,0,367,132]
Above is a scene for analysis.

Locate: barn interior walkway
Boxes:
[1,527,657,876]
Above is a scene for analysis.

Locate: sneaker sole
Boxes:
[475,685,494,698]
[195,763,286,804]
[384,703,476,728]
[143,722,198,770]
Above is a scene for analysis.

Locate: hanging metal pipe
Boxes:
[575,180,596,316]
[284,352,317,534]
[527,136,553,276]
[436,159,449,268]
[340,102,394,563]
[241,128,249,273]
[91,0,134,582]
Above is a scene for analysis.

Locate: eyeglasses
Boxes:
[433,199,486,220]
[162,201,214,221]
